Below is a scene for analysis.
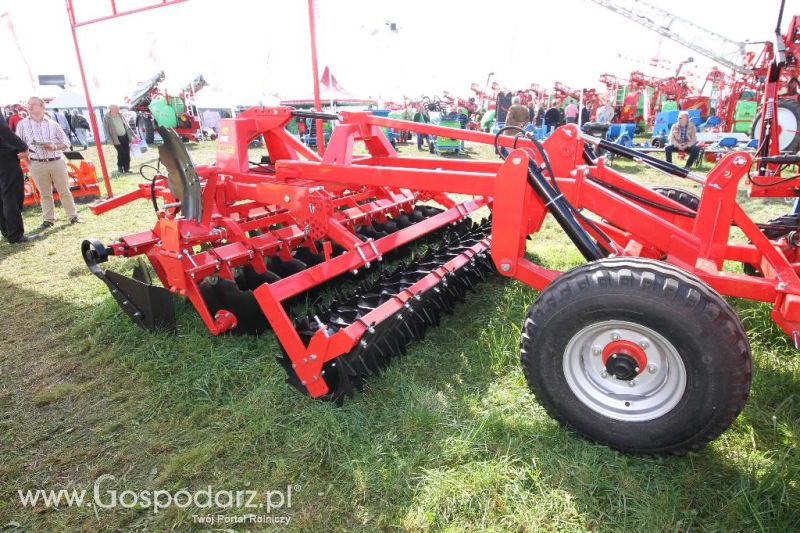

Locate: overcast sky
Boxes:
[1,0,799,105]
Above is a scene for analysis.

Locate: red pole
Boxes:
[66,0,113,197]
[307,0,325,155]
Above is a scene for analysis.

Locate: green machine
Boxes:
[148,96,178,128]
[733,100,757,134]
[432,115,462,155]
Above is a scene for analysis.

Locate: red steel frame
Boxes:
[90,107,800,398]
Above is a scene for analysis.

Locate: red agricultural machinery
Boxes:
[22,153,101,207]
[83,107,800,455]
[552,82,600,112]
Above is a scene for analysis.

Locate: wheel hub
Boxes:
[602,340,646,381]
[605,353,639,380]
[562,320,687,422]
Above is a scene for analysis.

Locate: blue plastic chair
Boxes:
[700,116,721,130]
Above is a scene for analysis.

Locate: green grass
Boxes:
[0,137,798,531]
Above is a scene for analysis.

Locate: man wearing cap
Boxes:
[666,111,700,169]
[15,96,80,229]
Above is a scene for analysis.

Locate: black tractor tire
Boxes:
[520,257,751,455]
[751,98,800,153]
[652,186,700,211]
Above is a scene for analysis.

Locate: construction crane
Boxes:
[587,0,752,75]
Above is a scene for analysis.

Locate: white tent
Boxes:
[48,88,116,109]
[0,82,61,107]
[194,87,279,110]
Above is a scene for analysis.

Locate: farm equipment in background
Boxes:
[126,71,206,143]
[470,82,493,110]
[552,82,600,113]
[430,113,463,155]
[22,152,101,207]
[82,106,800,457]
[592,0,800,156]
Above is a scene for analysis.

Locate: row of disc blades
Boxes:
[195,205,449,334]
[278,218,495,404]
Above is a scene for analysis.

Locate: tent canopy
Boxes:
[280,66,376,108]
[194,87,280,109]
[48,88,115,109]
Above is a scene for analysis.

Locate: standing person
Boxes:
[527,101,536,124]
[15,96,80,229]
[71,110,89,150]
[544,104,561,131]
[296,118,308,142]
[52,108,74,149]
[505,96,529,128]
[456,107,469,129]
[581,105,591,125]
[7,109,22,133]
[564,101,579,124]
[496,92,512,124]
[103,104,139,174]
[412,104,430,150]
[665,110,700,168]
[0,114,38,243]
[64,109,77,144]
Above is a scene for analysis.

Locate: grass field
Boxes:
[0,134,799,531]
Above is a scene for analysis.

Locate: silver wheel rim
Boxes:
[754,106,799,151]
[562,320,687,422]
[776,106,799,150]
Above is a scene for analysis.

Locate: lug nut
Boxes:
[611,332,621,341]
[648,364,657,374]
[628,379,636,387]
[600,369,608,378]
[592,345,602,356]
[639,340,649,349]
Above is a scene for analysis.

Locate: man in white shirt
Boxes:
[16,97,80,229]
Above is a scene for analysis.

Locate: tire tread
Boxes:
[521,257,752,455]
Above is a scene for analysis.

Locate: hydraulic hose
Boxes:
[524,157,606,261]
[291,110,340,121]
[582,134,705,184]
[499,145,605,261]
